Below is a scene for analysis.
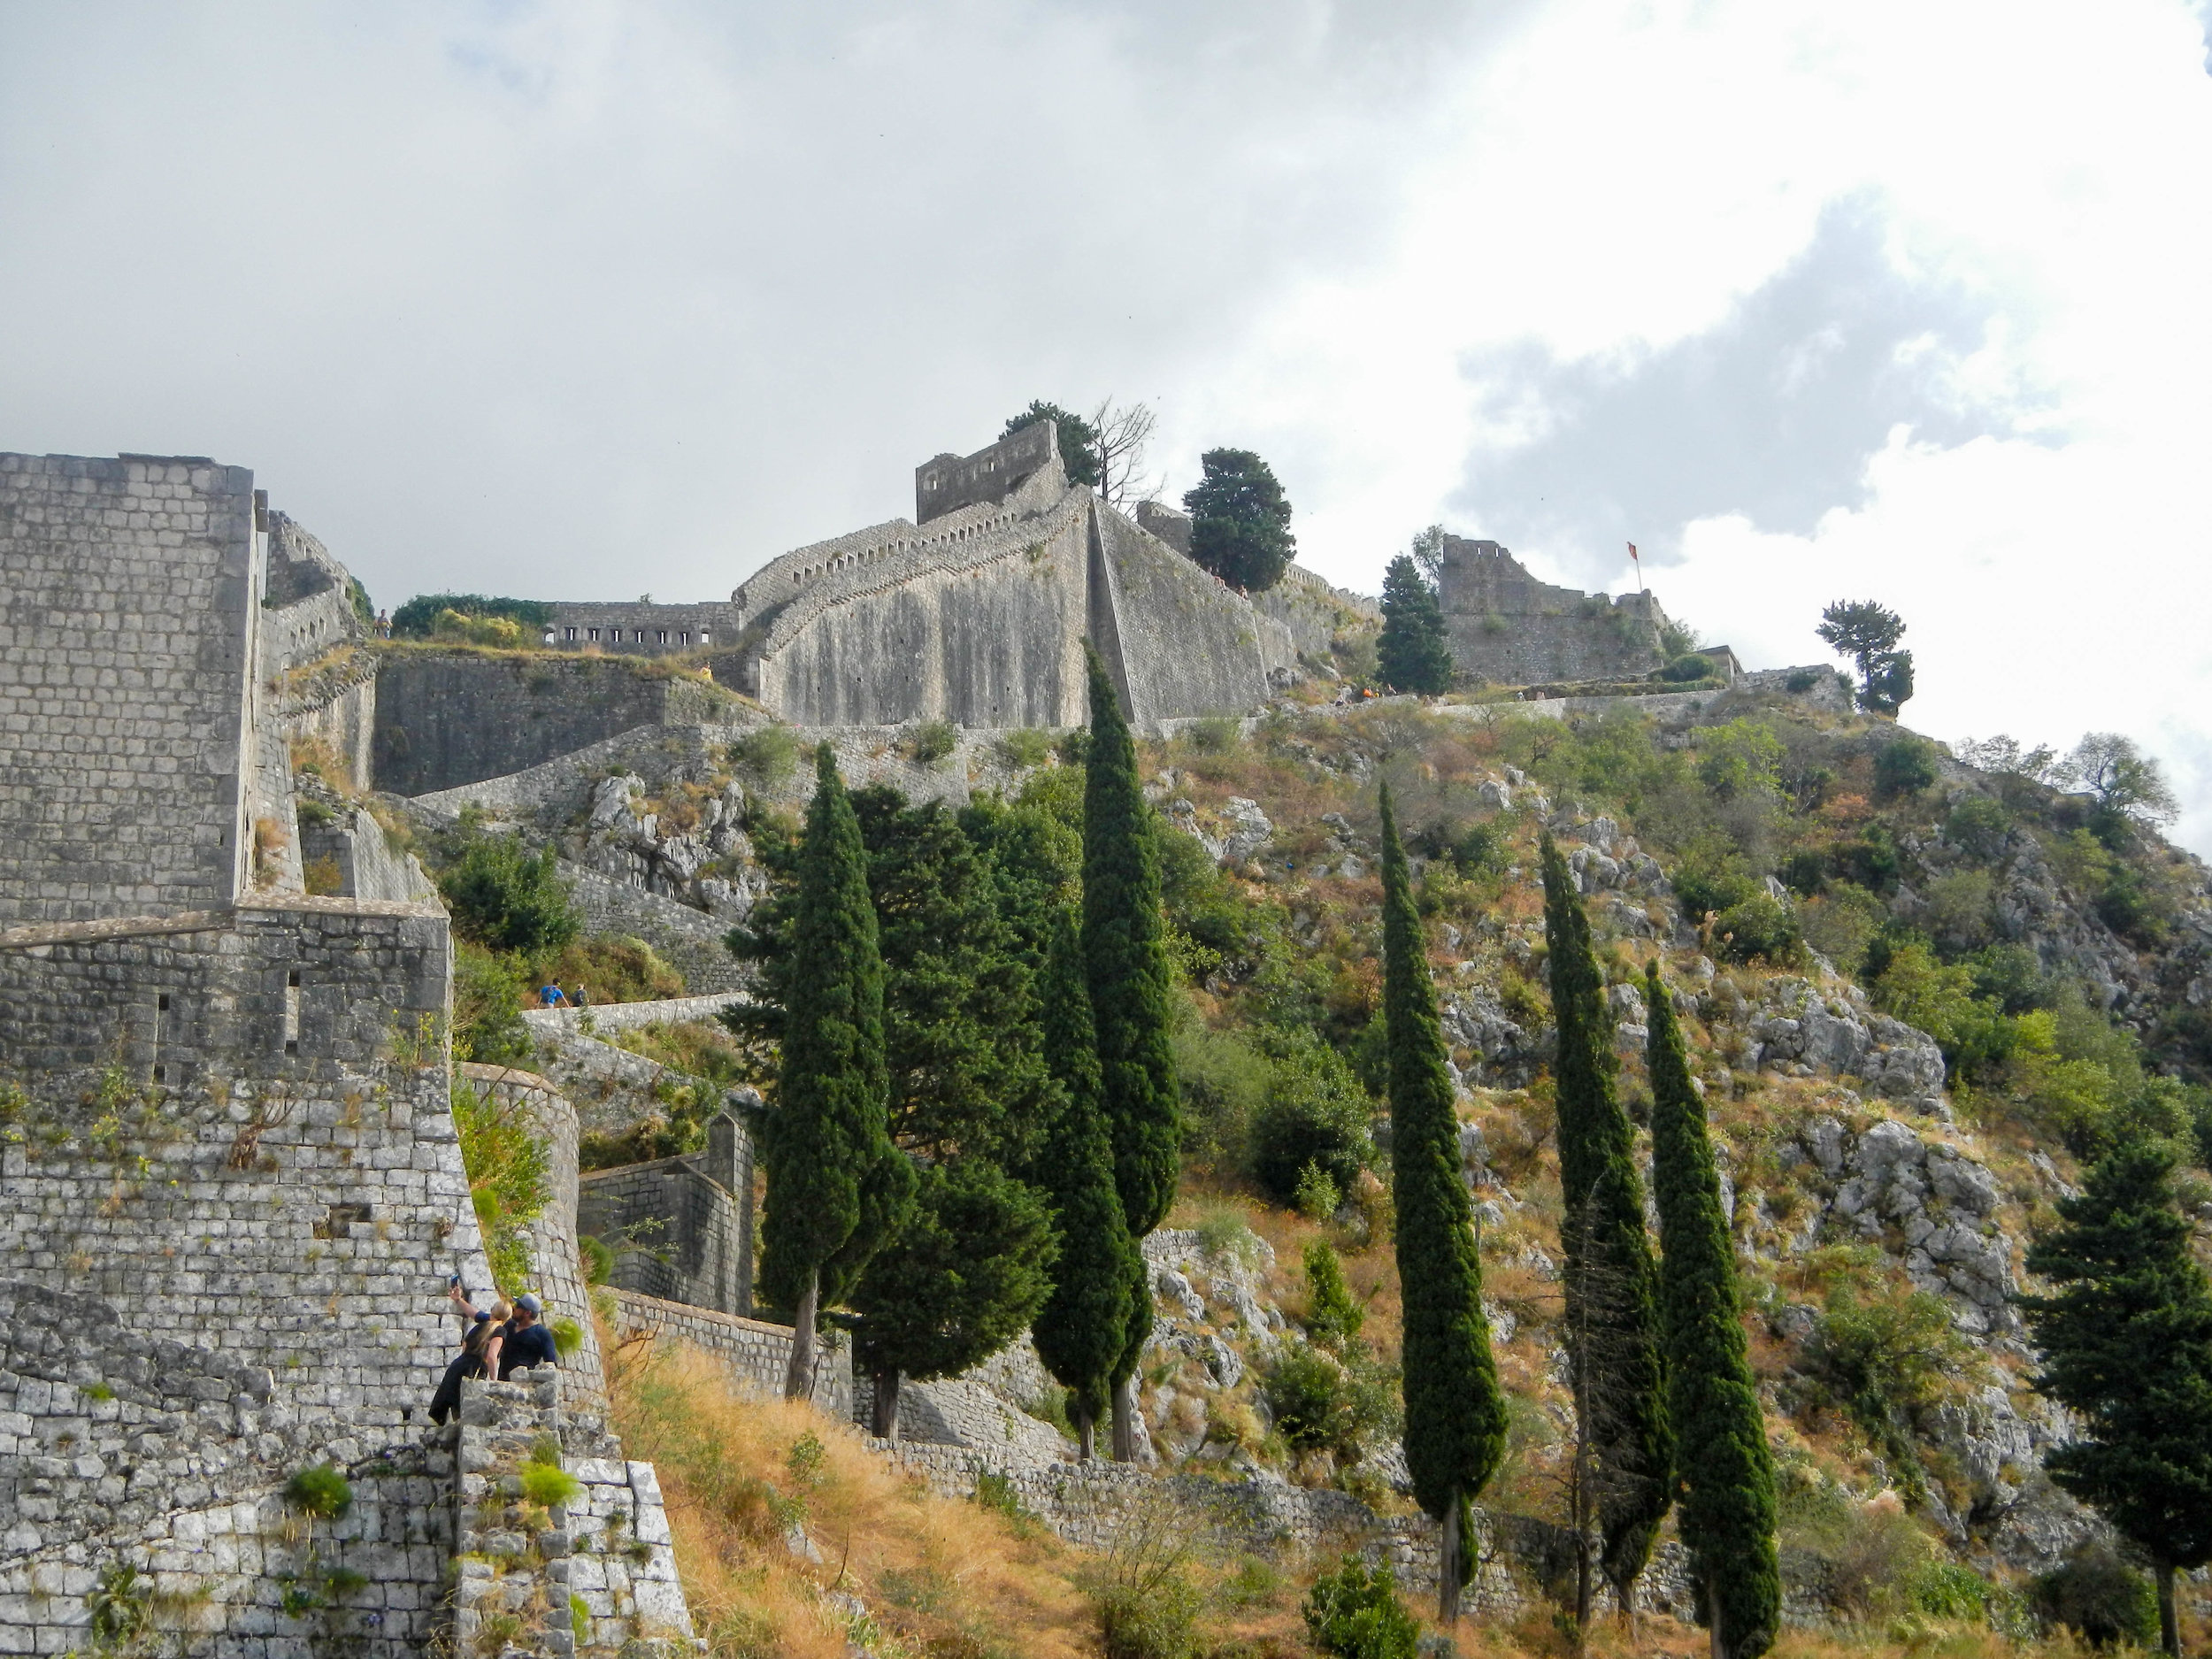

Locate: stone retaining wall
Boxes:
[607,1288,851,1421]
[577,1115,752,1319]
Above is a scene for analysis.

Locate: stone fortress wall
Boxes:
[1434,534,1675,685]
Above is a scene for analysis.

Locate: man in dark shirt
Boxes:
[499,1293,560,1378]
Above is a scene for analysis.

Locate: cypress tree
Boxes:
[1377,554,1454,695]
[1383,782,1506,1622]
[1647,962,1778,1659]
[758,746,916,1398]
[2022,1139,2212,1658]
[1028,907,1135,1457]
[1540,833,1671,1617]
[1082,647,1181,1459]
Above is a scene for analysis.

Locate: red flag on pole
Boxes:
[1628,541,1643,593]
[1627,542,1639,562]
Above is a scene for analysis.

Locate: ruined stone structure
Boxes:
[1434,534,1675,686]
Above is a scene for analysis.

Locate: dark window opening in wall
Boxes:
[152,1065,165,1084]
[283,971,302,1057]
[157,994,170,1011]
[588,627,600,641]
[634,629,645,643]
[565,626,579,641]
[656,629,668,644]
[680,631,692,644]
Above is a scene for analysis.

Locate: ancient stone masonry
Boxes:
[1434,534,1673,686]
[606,1288,854,1421]
[0,455,258,926]
[578,1110,755,1319]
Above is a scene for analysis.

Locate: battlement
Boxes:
[916,419,1064,524]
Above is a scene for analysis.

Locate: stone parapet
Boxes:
[607,1289,850,1420]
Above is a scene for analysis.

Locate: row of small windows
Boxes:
[553,625,711,648]
[786,512,1018,587]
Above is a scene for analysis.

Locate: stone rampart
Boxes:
[370,651,754,797]
[916,420,1062,524]
[1254,563,1381,664]
[607,1288,852,1420]
[577,1111,752,1318]
[276,649,379,793]
[557,863,747,994]
[1090,504,1271,728]
[542,601,742,657]
[522,993,746,1039]
[0,453,259,925]
[0,899,483,1421]
[1435,536,1671,686]
[299,797,437,904]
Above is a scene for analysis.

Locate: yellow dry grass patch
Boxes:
[604,1334,1093,1659]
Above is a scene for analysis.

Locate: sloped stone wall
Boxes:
[1090,505,1271,729]
[606,1290,852,1420]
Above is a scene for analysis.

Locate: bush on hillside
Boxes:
[440,833,580,957]
[1248,1031,1374,1205]
[1662,651,1716,683]
[390,593,552,639]
[453,942,533,1065]
[1874,736,1939,800]
[2035,1543,2159,1648]
[1712,893,1801,964]
[1302,1556,1420,1659]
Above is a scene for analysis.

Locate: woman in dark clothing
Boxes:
[428,1289,511,1424]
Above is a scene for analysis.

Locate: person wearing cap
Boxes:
[499,1292,558,1378]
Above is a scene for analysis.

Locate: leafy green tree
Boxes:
[1183,448,1295,593]
[1027,908,1135,1457]
[1382,782,1505,1622]
[438,833,580,957]
[2021,1138,2212,1657]
[2068,733,2181,830]
[1304,1556,1421,1659]
[1002,400,1100,488]
[758,747,916,1397]
[1873,735,1939,800]
[1647,962,1778,1659]
[1378,554,1454,695]
[852,1157,1056,1440]
[1816,600,1913,715]
[1540,833,1672,1618]
[1082,648,1182,1459]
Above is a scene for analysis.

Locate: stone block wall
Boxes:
[1435,536,1671,686]
[541,601,742,658]
[1253,564,1381,665]
[606,1290,851,1420]
[0,899,484,1424]
[1090,504,1271,730]
[276,653,379,793]
[0,453,259,925]
[577,1114,752,1318]
[916,422,1062,524]
[0,1279,461,1659]
[557,864,747,995]
[371,652,753,797]
[298,800,437,905]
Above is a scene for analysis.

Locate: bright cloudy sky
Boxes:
[4,3,2211,849]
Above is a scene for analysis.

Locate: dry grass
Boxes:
[604,1334,1094,1659]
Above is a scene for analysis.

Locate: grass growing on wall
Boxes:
[454,1079,549,1294]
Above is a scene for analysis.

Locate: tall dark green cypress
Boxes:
[1377,554,1454,695]
[1540,833,1671,1615]
[2022,1139,2212,1658]
[759,746,916,1397]
[1029,907,1135,1458]
[1647,962,1778,1659]
[1383,783,1506,1623]
[1081,648,1180,1459]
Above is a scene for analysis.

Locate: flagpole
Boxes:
[1628,541,1642,594]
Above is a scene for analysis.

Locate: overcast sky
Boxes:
[4,3,2211,851]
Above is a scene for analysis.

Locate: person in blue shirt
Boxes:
[539,984,567,1009]
[499,1293,560,1378]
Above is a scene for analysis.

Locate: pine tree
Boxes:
[1540,833,1671,1617]
[1082,647,1181,1459]
[1647,962,1778,1659]
[1377,554,1454,695]
[1182,448,1295,592]
[2022,1139,2212,1657]
[1383,782,1506,1622]
[1028,907,1135,1457]
[759,746,916,1397]
[853,1158,1056,1440]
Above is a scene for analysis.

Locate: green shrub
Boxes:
[1293,1162,1341,1221]
[729,725,798,788]
[994,728,1054,771]
[549,1317,584,1359]
[1095,1577,1201,1659]
[1944,795,2013,860]
[454,1082,550,1292]
[1874,736,1939,800]
[391,593,552,639]
[284,1463,353,1520]
[1909,1560,1996,1622]
[1799,883,1886,973]
[1786,668,1822,693]
[1187,716,1239,754]
[439,833,580,956]
[2034,1543,2159,1647]
[1260,1344,1391,1457]
[518,1460,584,1509]
[1713,893,1801,964]
[1302,1556,1419,1659]
[1662,652,1715,683]
[1806,1284,1967,1496]
[1694,718,1785,801]
[452,942,532,1066]
[1248,1032,1373,1205]
[580,1234,616,1286]
[1302,1240,1364,1348]
[904,718,959,765]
